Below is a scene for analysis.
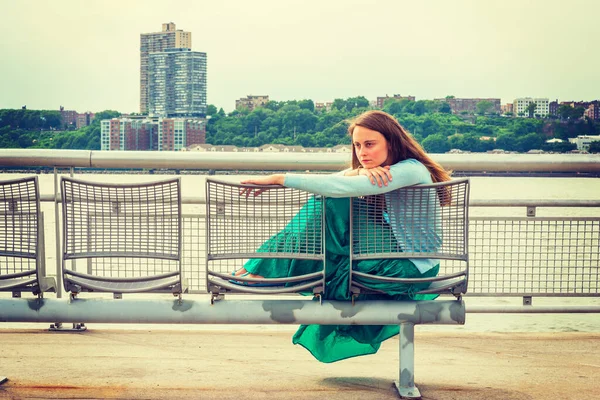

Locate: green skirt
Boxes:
[244,196,439,363]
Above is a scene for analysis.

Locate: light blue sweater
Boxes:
[283,158,439,274]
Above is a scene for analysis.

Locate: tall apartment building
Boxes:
[513,98,549,117]
[147,48,207,118]
[376,94,416,109]
[235,95,269,111]
[140,22,192,114]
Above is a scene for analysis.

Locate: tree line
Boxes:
[1,99,600,153]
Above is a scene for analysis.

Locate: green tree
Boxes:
[526,103,537,118]
[345,96,370,112]
[588,141,600,153]
[206,104,218,116]
[439,102,452,114]
[476,101,493,116]
[517,132,544,152]
[572,107,585,120]
[297,99,315,113]
[495,133,517,151]
[332,98,346,111]
[557,104,572,120]
[422,134,449,153]
[542,141,576,153]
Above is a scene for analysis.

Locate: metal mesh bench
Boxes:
[347,178,469,397]
[350,178,470,299]
[0,176,56,297]
[205,178,326,300]
[60,177,187,298]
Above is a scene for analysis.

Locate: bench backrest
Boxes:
[60,177,184,295]
[0,176,54,295]
[349,178,470,297]
[205,178,326,296]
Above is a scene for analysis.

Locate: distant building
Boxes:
[147,48,207,118]
[376,94,415,109]
[186,144,351,153]
[585,101,600,121]
[76,112,95,129]
[140,22,192,114]
[101,118,157,151]
[236,95,269,112]
[501,103,513,115]
[314,101,333,112]
[101,117,205,151]
[434,98,501,115]
[549,100,559,117]
[59,106,95,129]
[513,98,549,117]
[568,135,600,151]
[158,118,206,151]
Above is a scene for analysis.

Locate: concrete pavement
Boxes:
[1,326,599,400]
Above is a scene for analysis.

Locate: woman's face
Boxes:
[352,125,391,168]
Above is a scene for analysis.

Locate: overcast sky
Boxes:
[1,0,598,113]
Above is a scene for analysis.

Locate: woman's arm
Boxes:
[284,159,430,198]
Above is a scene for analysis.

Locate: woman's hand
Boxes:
[240,174,285,197]
[358,166,392,187]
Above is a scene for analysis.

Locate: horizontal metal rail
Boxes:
[36,194,600,208]
[2,149,600,172]
[467,305,600,313]
[0,298,465,324]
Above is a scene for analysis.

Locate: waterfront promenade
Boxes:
[1,323,599,400]
[2,294,600,400]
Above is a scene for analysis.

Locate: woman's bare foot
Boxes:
[232,269,265,281]
[244,273,265,280]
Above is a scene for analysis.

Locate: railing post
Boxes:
[54,167,62,299]
[395,322,421,399]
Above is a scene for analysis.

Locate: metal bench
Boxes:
[348,178,470,398]
[205,178,326,301]
[205,177,469,399]
[0,176,56,297]
[60,177,187,298]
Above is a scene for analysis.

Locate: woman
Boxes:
[236,110,451,363]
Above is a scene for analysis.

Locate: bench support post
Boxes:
[395,322,421,399]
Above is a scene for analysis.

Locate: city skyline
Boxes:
[1,0,599,113]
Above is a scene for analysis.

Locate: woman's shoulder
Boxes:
[390,159,432,183]
[390,158,427,172]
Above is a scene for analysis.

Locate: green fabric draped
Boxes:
[244,196,439,363]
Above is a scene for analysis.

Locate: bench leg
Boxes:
[394,322,421,399]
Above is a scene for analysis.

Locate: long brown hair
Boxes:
[348,110,452,204]
[348,110,451,183]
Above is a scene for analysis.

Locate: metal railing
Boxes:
[2,148,600,173]
[1,150,599,304]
